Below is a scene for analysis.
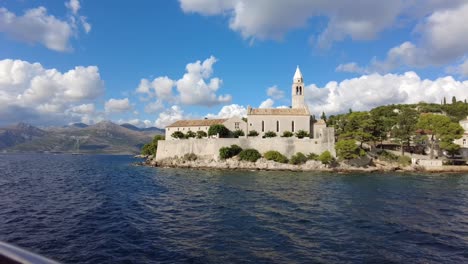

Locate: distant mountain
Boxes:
[0,121,157,154]
[120,123,164,134]
[0,122,47,149]
[67,122,89,128]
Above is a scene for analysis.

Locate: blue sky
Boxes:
[1,0,468,128]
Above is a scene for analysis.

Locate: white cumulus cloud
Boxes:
[155,105,187,129]
[0,0,91,52]
[267,85,285,100]
[205,104,247,118]
[0,59,104,125]
[306,71,468,116]
[104,98,132,113]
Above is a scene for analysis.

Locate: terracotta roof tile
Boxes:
[166,119,228,128]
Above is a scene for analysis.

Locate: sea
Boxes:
[0,154,467,263]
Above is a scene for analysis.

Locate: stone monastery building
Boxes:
[166,66,327,139]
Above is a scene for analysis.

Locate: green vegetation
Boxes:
[377,150,399,162]
[264,150,288,163]
[141,135,165,156]
[171,131,185,139]
[306,153,319,160]
[289,152,307,165]
[219,144,243,159]
[185,131,196,139]
[196,130,207,139]
[264,131,277,138]
[391,108,419,155]
[416,114,463,158]
[232,130,245,138]
[248,130,259,137]
[208,124,230,138]
[318,151,334,165]
[239,148,261,162]
[281,131,294,137]
[398,155,412,166]
[335,139,365,160]
[295,130,309,139]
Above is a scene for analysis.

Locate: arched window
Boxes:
[276,121,279,132]
[292,121,295,132]
[296,86,299,95]
[262,121,264,132]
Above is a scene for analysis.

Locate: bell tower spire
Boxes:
[292,66,307,109]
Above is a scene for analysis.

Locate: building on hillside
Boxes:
[247,66,327,138]
[454,116,468,157]
[166,117,246,140]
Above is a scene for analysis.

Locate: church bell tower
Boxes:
[292,66,307,109]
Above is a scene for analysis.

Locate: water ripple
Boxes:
[0,154,467,263]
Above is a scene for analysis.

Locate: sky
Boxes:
[1,0,468,128]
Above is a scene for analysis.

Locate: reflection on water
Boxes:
[0,154,467,263]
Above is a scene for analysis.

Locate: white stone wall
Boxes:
[223,117,247,134]
[247,115,311,137]
[156,128,335,161]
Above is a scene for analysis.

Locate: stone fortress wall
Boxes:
[156,127,335,162]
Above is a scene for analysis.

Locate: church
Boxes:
[246,66,325,138]
[165,66,327,140]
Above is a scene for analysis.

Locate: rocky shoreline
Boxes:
[139,156,435,173]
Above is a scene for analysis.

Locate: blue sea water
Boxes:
[0,154,467,263]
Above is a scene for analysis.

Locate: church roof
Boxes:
[293,66,303,79]
[167,118,228,128]
[247,107,310,116]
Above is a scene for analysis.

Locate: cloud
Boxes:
[69,103,95,114]
[267,85,285,100]
[176,56,232,106]
[117,118,154,128]
[136,56,232,113]
[345,3,468,73]
[155,105,186,128]
[104,98,132,113]
[306,71,468,116]
[0,1,91,52]
[0,59,104,125]
[446,58,468,77]
[335,62,367,74]
[179,0,455,46]
[205,104,247,118]
[65,0,80,15]
[259,98,274,108]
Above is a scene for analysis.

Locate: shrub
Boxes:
[281,131,294,137]
[219,145,243,159]
[233,130,245,138]
[318,151,334,165]
[171,131,185,139]
[208,124,230,138]
[290,152,307,165]
[264,150,288,163]
[307,153,319,160]
[398,155,412,166]
[295,130,309,139]
[196,130,207,139]
[239,149,261,162]
[378,150,398,162]
[185,131,196,138]
[141,135,165,156]
[264,131,277,138]
[183,153,197,161]
[335,139,364,160]
[248,130,259,137]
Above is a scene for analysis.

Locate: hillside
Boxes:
[0,121,162,154]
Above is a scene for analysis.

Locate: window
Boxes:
[235,122,239,129]
[276,121,279,132]
[262,121,264,132]
[464,139,466,145]
[292,121,295,132]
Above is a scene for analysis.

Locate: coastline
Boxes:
[140,156,468,174]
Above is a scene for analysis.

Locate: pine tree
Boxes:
[452,96,457,104]
[321,111,327,121]
[443,97,446,105]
